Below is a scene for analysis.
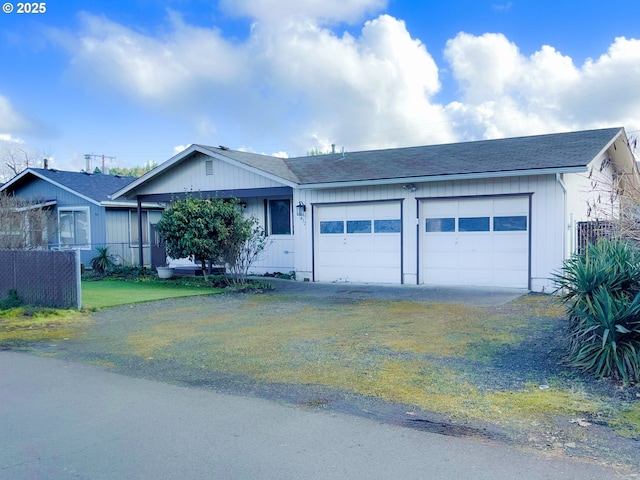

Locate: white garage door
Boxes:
[315,202,402,283]
[420,196,529,288]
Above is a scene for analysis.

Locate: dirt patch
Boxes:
[28,292,640,474]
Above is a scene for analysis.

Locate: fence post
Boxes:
[76,248,82,310]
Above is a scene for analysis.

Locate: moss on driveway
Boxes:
[15,292,640,471]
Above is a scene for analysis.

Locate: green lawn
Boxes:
[82,279,224,309]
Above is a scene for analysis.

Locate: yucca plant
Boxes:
[566,286,640,383]
[90,246,116,274]
[554,239,640,384]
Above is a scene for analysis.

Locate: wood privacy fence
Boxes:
[0,250,81,309]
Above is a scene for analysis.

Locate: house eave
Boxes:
[1,169,103,206]
[12,199,57,212]
[100,201,165,209]
[296,166,589,190]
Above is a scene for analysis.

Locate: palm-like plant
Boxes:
[554,239,640,384]
[90,246,116,274]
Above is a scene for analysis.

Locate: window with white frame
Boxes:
[129,210,150,246]
[58,207,90,248]
[268,199,291,235]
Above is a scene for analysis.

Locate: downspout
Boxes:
[556,173,568,260]
[137,197,144,267]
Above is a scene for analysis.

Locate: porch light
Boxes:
[296,201,306,217]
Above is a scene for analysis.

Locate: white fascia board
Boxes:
[101,201,166,209]
[591,128,624,165]
[13,199,57,212]
[296,166,588,190]
[1,169,102,206]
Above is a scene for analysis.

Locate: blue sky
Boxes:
[1,0,639,178]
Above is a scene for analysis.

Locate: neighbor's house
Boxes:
[111,127,639,292]
[0,168,164,266]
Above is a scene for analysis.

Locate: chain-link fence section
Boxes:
[0,250,79,308]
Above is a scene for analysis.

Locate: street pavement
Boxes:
[0,352,629,480]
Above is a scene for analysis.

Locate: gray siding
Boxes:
[11,177,106,265]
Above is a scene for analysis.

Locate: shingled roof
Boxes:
[110,127,627,200]
[199,127,623,186]
[1,168,137,204]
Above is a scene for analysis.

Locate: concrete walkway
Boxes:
[0,352,628,480]
[262,277,529,306]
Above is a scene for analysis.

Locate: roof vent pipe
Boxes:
[331,144,335,154]
[341,146,345,160]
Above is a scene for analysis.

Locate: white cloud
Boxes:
[0,95,32,133]
[54,10,453,153]
[51,7,640,155]
[173,144,189,155]
[61,11,247,102]
[444,33,640,139]
[0,133,25,144]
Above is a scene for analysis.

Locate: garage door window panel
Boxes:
[494,216,527,231]
[320,221,345,234]
[459,217,490,232]
[426,218,455,232]
[374,219,401,233]
[347,220,372,234]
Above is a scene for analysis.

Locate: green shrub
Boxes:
[0,289,22,310]
[106,265,154,280]
[90,247,116,274]
[554,239,640,384]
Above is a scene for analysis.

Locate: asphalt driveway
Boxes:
[260,277,528,305]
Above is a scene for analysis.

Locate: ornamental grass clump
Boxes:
[554,239,640,384]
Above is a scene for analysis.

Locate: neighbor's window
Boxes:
[58,208,90,247]
[130,210,150,245]
[269,199,291,235]
[426,218,455,232]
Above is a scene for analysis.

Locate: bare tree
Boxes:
[0,191,56,249]
[0,141,48,182]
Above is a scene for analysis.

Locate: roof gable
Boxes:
[1,168,137,205]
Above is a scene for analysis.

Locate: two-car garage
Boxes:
[313,195,530,288]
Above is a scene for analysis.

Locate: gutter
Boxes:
[556,173,568,259]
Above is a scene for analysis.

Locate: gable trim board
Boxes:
[107,127,638,291]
